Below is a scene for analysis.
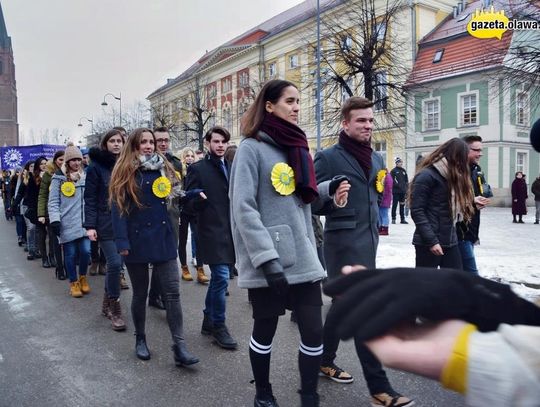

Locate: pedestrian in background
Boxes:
[84,129,127,331]
[511,171,528,223]
[37,151,65,279]
[532,174,540,224]
[109,128,198,367]
[11,166,26,247]
[48,143,91,298]
[409,137,475,269]
[13,160,39,260]
[390,157,408,224]
[378,168,393,236]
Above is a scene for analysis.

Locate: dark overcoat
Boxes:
[511,177,528,215]
[184,154,235,265]
[111,169,177,264]
[314,144,383,278]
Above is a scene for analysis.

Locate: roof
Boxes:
[147,0,344,99]
[407,0,518,86]
[0,1,11,49]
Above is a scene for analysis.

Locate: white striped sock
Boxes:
[249,336,272,355]
[299,341,323,356]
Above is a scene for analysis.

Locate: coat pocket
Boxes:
[266,224,296,268]
[325,208,357,231]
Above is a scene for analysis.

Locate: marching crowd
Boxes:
[1,80,539,407]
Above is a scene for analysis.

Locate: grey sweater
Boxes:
[229,133,330,289]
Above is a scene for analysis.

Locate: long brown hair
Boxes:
[240,79,297,138]
[109,128,178,214]
[410,137,475,222]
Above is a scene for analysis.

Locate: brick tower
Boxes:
[0,1,18,146]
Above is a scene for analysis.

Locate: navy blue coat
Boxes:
[83,148,117,240]
[111,169,177,264]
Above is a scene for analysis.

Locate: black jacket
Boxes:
[390,166,408,194]
[83,148,117,240]
[411,166,457,248]
[457,163,486,243]
[184,154,235,265]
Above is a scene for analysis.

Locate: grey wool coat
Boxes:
[314,144,384,279]
[48,171,88,244]
[229,133,331,289]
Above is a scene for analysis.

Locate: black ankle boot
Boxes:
[255,385,279,407]
[298,391,319,407]
[172,341,199,366]
[49,255,57,268]
[42,258,51,268]
[135,334,151,360]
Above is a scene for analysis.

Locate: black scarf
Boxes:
[260,113,318,203]
[338,130,372,178]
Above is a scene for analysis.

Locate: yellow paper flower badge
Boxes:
[61,181,76,197]
[152,176,172,198]
[375,169,386,194]
[271,162,295,196]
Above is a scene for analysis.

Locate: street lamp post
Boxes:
[316,0,322,152]
[77,116,94,134]
[101,92,122,127]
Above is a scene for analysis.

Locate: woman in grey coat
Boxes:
[229,79,349,407]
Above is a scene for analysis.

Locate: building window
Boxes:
[268,62,277,78]
[312,89,324,121]
[516,151,528,174]
[238,71,249,88]
[222,78,232,93]
[374,141,387,164]
[373,71,388,111]
[208,110,216,128]
[341,78,353,102]
[460,93,477,126]
[423,98,440,130]
[341,35,352,51]
[288,54,299,69]
[433,49,444,63]
[222,105,232,130]
[208,85,217,99]
[373,22,387,42]
[312,46,325,62]
[516,91,529,126]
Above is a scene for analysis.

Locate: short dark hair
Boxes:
[341,97,374,121]
[112,126,127,133]
[153,126,169,133]
[463,135,482,144]
[205,126,231,143]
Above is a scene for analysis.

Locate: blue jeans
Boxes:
[22,205,36,252]
[191,224,197,259]
[378,207,389,227]
[64,237,91,282]
[457,240,478,274]
[205,264,230,326]
[15,214,26,239]
[99,239,123,299]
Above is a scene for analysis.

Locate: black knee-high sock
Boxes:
[296,305,323,395]
[250,317,278,394]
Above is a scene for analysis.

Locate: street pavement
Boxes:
[0,212,465,407]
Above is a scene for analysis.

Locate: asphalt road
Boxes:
[0,215,464,407]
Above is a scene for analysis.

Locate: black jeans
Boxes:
[126,259,185,343]
[322,299,392,395]
[391,192,406,221]
[47,224,63,271]
[178,211,201,267]
[415,244,462,269]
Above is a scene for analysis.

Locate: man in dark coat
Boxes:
[532,175,540,224]
[184,126,237,350]
[456,135,491,274]
[390,157,408,224]
[314,97,413,407]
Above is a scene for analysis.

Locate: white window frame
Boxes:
[208,85,217,99]
[373,71,388,112]
[516,150,528,174]
[422,97,441,131]
[238,71,249,88]
[457,91,479,127]
[222,78,232,93]
[341,35,353,51]
[374,141,387,165]
[516,90,529,126]
[268,62,277,78]
[222,104,232,130]
[373,22,387,42]
[288,54,299,69]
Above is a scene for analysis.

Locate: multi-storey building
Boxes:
[0,1,18,146]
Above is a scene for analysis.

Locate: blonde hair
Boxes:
[109,128,179,214]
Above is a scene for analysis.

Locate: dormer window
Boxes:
[433,49,444,63]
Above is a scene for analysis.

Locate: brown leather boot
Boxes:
[120,272,129,290]
[88,261,99,276]
[98,262,107,275]
[79,275,91,294]
[181,265,193,281]
[108,298,127,331]
[196,267,209,284]
[101,292,111,318]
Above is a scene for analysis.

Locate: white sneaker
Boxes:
[191,258,197,266]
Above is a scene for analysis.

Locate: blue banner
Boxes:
[0,144,66,170]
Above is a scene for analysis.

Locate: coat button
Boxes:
[162,221,166,224]
[147,222,151,226]
[146,181,150,185]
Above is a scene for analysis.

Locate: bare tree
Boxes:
[179,75,214,151]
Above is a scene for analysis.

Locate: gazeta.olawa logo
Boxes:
[467,5,539,40]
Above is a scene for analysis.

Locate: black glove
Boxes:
[259,259,289,296]
[323,267,540,341]
[50,221,61,236]
[328,175,350,196]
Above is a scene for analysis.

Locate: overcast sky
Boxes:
[2,0,305,145]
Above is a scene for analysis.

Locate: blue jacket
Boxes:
[111,169,177,264]
[83,148,116,240]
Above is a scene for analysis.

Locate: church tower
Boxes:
[0,1,18,146]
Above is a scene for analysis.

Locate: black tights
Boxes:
[249,305,322,396]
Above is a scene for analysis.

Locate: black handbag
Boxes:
[24,207,38,224]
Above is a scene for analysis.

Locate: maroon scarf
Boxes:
[260,113,319,203]
[338,129,372,178]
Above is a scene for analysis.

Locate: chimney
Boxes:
[457,1,463,14]
[453,6,458,17]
